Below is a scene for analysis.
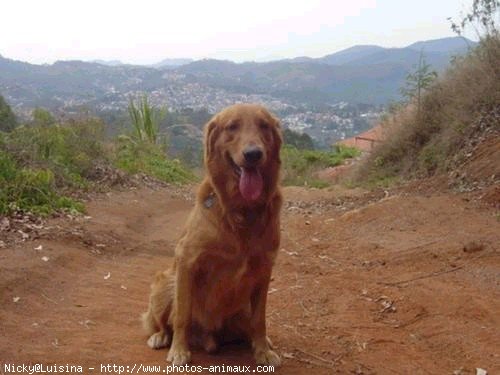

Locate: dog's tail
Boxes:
[141,307,157,336]
[140,271,166,335]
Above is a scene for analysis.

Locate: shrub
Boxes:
[3,118,107,188]
[353,35,500,185]
[281,144,360,187]
[0,150,83,215]
[114,136,196,184]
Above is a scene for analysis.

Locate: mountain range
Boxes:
[0,37,475,112]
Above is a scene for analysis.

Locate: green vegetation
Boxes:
[0,95,195,216]
[400,51,437,117]
[117,95,196,184]
[283,128,314,149]
[0,94,17,132]
[128,95,164,144]
[4,119,107,189]
[281,144,360,187]
[114,136,195,184]
[32,107,56,127]
[353,0,499,186]
[0,139,83,215]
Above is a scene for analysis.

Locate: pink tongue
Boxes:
[239,168,263,201]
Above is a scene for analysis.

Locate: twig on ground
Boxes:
[292,356,337,370]
[41,292,59,304]
[295,348,341,367]
[378,265,465,287]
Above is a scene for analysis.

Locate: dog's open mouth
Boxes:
[229,157,263,201]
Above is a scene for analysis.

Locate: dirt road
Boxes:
[1,185,499,374]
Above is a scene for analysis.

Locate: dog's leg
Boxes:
[147,329,170,349]
[167,258,192,365]
[250,273,281,366]
[202,331,218,354]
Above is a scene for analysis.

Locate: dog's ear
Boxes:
[204,118,221,164]
[269,114,283,160]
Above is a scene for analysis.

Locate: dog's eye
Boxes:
[227,122,239,131]
[259,122,270,130]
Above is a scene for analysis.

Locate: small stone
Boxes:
[463,241,485,253]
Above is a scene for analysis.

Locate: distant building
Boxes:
[337,124,384,152]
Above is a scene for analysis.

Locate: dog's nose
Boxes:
[243,146,263,164]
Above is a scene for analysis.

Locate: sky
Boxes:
[0,0,475,65]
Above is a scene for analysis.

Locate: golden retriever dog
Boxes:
[141,103,283,366]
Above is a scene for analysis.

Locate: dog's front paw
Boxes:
[254,348,281,366]
[167,345,191,365]
[147,332,170,349]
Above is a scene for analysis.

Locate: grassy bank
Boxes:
[352,35,500,186]
[281,144,360,188]
[0,117,195,216]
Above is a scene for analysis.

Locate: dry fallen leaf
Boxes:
[0,217,10,231]
[18,230,29,240]
[79,319,94,329]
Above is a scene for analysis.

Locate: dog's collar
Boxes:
[203,193,216,209]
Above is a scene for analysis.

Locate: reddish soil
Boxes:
[1,184,499,374]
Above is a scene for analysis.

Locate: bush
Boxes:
[281,144,360,187]
[0,112,197,216]
[114,136,196,184]
[0,150,83,215]
[3,118,107,189]
[353,35,500,185]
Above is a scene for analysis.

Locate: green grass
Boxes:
[114,136,196,184]
[281,144,361,187]
[0,116,195,217]
[3,119,107,189]
[0,150,83,215]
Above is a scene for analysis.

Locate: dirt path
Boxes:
[1,186,499,374]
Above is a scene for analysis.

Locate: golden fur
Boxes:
[141,104,283,366]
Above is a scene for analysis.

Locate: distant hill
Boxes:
[91,59,124,66]
[317,45,386,65]
[312,37,475,69]
[152,58,193,68]
[407,36,475,53]
[0,37,476,111]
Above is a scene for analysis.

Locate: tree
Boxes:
[283,128,315,149]
[400,51,437,118]
[449,0,499,36]
[0,95,17,132]
[32,107,55,127]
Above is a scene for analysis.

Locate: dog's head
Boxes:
[204,104,282,205]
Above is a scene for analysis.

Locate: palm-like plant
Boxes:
[128,95,164,144]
